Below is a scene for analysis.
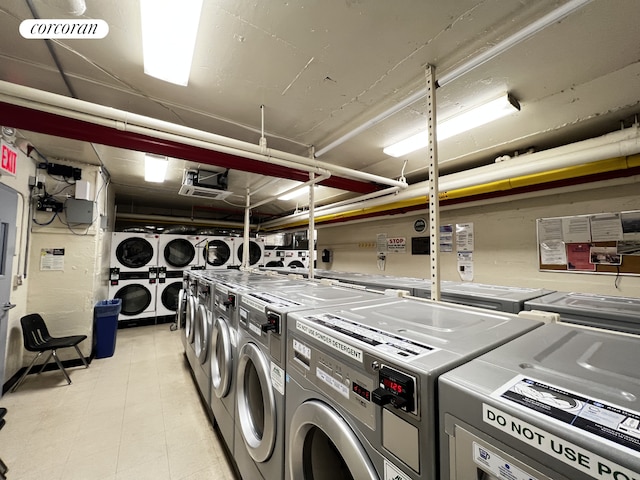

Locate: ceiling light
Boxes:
[278,186,312,201]
[144,154,169,182]
[383,94,520,157]
[140,0,203,86]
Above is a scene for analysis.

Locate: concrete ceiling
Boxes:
[0,0,639,227]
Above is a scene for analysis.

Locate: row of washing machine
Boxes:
[263,249,316,268]
[109,232,267,324]
[178,268,640,480]
[111,232,267,272]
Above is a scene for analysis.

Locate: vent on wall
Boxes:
[178,169,233,200]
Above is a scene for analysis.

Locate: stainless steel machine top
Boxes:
[439,322,640,480]
[285,297,542,480]
[525,291,640,334]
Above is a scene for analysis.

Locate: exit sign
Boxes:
[1,140,17,176]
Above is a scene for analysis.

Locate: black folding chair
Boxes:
[11,314,89,392]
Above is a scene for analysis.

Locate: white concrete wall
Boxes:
[1,151,112,386]
[317,177,640,297]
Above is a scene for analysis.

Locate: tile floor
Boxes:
[0,323,237,480]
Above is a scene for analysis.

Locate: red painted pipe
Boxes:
[0,101,380,194]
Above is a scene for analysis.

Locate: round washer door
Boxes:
[211,316,233,398]
[204,240,232,266]
[161,281,183,311]
[288,400,379,480]
[288,260,305,268]
[185,294,197,343]
[114,283,152,316]
[194,303,210,363]
[266,261,284,268]
[236,342,276,463]
[176,288,187,328]
[116,237,155,269]
[237,241,262,266]
[164,238,196,268]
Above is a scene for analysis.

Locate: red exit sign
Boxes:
[1,140,17,176]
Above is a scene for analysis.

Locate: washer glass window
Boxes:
[237,241,261,266]
[164,239,195,267]
[116,237,154,269]
[115,284,152,315]
[204,240,231,266]
[161,281,182,310]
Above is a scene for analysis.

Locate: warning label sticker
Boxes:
[495,376,640,454]
[473,442,539,480]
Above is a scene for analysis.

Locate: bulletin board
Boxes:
[537,210,640,276]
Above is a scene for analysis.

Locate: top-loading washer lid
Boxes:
[204,240,231,266]
[116,237,155,268]
[164,238,196,267]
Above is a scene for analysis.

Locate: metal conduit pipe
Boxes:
[262,126,640,229]
[251,171,331,209]
[116,212,250,228]
[0,81,407,189]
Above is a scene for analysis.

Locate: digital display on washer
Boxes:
[352,381,371,401]
[303,313,436,360]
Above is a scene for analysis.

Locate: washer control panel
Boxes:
[372,365,416,414]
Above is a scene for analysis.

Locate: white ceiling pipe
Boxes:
[116,212,251,228]
[263,126,640,228]
[0,80,407,189]
[251,171,331,209]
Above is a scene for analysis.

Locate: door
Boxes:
[163,238,195,268]
[0,183,18,396]
[211,315,233,398]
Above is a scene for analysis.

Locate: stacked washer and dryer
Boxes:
[109,232,160,325]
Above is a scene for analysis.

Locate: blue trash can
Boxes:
[94,299,122,359]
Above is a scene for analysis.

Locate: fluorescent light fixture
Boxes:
[383,94,520,157]
[278,186,312,201]
[144,154,169,182]
[140,0,203,86]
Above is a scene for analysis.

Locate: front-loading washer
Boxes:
[108,271,156,325]
[236,237,265,268]
[201,236,236,269]
[438,322,640,480]
[182,271,199,358]
[158,234,206,271]
[208,271,306,455]
[284,296,543,480]
[192,274,215,408]
[156,271,184,320]
[110,232,159,272]
[233,281,387,480]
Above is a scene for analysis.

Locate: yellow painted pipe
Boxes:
[269,156,637,231]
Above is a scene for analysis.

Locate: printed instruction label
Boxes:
[495,376,640,454]
[270,364,285,395]
[383,458,410,480]
[296,320,363,362]
[483,404,640,480]
[249,322,263,337]
[301,313,435,361]
[317,367,349,399]
[473,442,539,480]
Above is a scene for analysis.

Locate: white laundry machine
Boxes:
[524,290,640,334]
[236,237,265,267]
[201,236,236,269]
[284,296,542,480]
[233,281,385,480]
[108,272,157,325]
[192,273,215,407]
[284,250,309,268]
[263,249,285,268]
[438,322,640,480]
[110,232,159,272]
[158,234,206,271]
[156,273,184,319]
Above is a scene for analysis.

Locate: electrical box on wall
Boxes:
[66,198,94,224]
[75,180,91,200]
